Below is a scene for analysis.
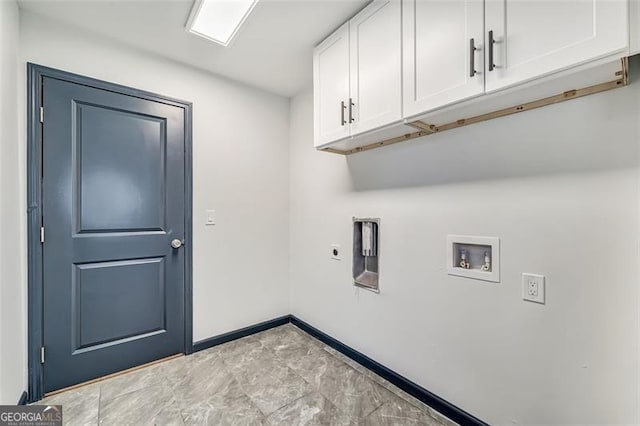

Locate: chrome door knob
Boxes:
[171,239,183,249]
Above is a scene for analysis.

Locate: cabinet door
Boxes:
[632,0,640,55]
[485,0,628,92]
[403,0,485,117]
[313,22,350,147]
[349,0,402,136]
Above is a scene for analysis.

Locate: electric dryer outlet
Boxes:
[330,244,342,260]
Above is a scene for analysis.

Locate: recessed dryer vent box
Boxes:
[447,235,500,282]
[353,218,380,293]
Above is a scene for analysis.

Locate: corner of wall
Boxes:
[0,0,28,405]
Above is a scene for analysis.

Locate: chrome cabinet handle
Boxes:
[341,101,346,126]
[171,239,183,249]
[469,38,477,77]
[488,30,496,71]
[349,98,354,123]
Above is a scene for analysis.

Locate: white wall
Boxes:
[289,71,640,423]
[12,10,290,395]
[6,5,640,421]
[0,0,25,405]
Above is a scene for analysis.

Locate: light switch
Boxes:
[205,209,215,225]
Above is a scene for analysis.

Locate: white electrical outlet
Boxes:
[522,273,545,304]
[330,244,341,260]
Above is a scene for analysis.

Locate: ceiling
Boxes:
[17,0,369,97]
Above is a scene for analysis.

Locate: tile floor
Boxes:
[40,324,457,425]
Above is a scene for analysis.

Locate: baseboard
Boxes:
[192,315,290,352]
[193,314,487,426]
[18,391,28,405]
[289,316,487,426]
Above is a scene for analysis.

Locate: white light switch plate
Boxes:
[522,273,545,304]
[205,209,215,225]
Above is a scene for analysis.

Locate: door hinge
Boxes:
[40,227,45,243]
[39,107,44,123]
[40,347,45,364]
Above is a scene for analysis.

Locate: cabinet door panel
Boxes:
[350,0,402,136]
[314,23,350,147]
[403,0,485,117]
[485,0,628,92]
[632,0,640,55]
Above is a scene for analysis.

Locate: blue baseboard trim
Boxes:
[289,316,487,426]
[18,391,28,405]
[192,315,291,352]
[193,315,487,426]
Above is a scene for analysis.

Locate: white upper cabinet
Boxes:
[313,22,350,147]
[314,0,629,152]
[403,0,485,117]
[485,0,629,92]
[632,0,640,54]
[349,0,402,136]
[313,0,402,147]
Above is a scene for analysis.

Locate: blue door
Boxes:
[42,76,186,393]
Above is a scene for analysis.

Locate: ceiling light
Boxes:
[186,0,259,47]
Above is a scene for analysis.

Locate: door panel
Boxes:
[76,102,167,232]
[632,0,640,55]
[43,76,185,392]
[313,22,351,147]
[403,0,485,117]
[73,258,165,351]
[350,0,402,135]
[485,0,628,92]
